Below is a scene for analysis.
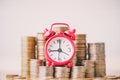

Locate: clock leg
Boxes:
[46,61,51,67]
[67,62,72,68]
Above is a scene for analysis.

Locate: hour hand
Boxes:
[48,49,58,52]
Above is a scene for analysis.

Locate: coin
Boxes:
[75,34,86,40]
[6,74,18,80]
[53,26,68,33]
[13,76,26,80]
[37,32,44,40]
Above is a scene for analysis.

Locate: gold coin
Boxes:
[53,26,68,33]
[37,32,44,40]
[21,36,35,41]
[75,34,86,40]
[6,74,18,80]
[13,76,26,80]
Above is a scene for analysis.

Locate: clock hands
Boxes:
[48,49,58,52]
[48,39,70,61]
[61,51,69,56]
[58,39,61,49]
[58,52,61,61]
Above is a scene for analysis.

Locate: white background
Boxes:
[0,0,120,79]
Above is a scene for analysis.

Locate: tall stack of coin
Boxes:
[74,34,87,66]
[6,74,18,80]
[30,59,39,80]
[38,66,53,80]
[21,36,36,79]
[71,66,86,79]
[88,43,106,77]
[82,60,95,78]
[36,32,46,66]
[54,67,70,78]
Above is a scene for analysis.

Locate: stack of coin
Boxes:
[54,67,70,78]
[21,36,36,79]
[36,32,46,66]
[13,76,26,80]
[74,34,87,66]
[30,59,39,80]
[71,66,86,79]
[88,43,106,77]
[53,26,68,33]
[38,66,53,80]
[82,60,95,78]
[6,74,18,80]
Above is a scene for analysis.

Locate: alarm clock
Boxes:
[44,23,76,68]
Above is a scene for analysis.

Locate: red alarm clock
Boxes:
[44,23,76,68]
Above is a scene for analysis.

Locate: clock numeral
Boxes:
[66,44,70,47]
[57,40,59,43]
[48,49,51,53]
[58,57,62,61]
[68,48,71,52]
[53,41,56,44]
[50,45,52,47]
[64,57,66,59]
[63,41,65,43]
[54,57,56,60]
[50,54,53,56]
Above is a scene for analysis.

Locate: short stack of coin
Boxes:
[74,34,87,66]
[38,66,53,80]
[36,32,46,66]
[71,66,86,79]
[6,74,18,80]
[54,67,70,79]
[21,36,36,79]
[30,59,39,80]
[88,43,106,77]
[82,60,95,78]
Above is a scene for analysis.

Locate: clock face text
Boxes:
[47,37,74,62]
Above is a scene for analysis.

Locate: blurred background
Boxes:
[0,0,120,79]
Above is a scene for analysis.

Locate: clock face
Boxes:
[47,37,74,62]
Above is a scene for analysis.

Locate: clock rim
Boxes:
[44,33,76,66]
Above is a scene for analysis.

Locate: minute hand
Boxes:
[59,39,61,48]
[61,51,69,56]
